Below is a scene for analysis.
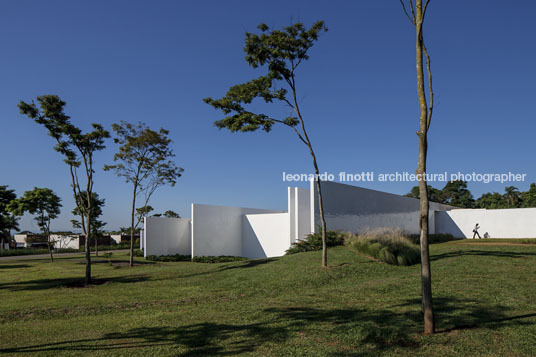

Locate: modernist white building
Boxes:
[143,181,536,259]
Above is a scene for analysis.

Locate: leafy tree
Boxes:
[105,122,183,267]
[8,188,61,262]
[19,95,109,284]
[476,192,507,209]
[441,180,474,208]
[71,191,106,256]
[0,186,19,251]
[521,183,536,208]
[405,185,443,203]
[400,0,436,334]
[163,210,180,218]
[503,186,521,208]
[204,21,331,267]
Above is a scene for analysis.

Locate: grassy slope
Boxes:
[0,241,535,356]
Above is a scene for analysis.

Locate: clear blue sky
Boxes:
[1,0,535,232]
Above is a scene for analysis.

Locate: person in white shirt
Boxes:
[472,223,481,239]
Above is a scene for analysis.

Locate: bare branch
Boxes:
[400,0,416,24]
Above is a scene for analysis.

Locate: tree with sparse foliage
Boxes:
[71,191,106,256]
[204,21,330,267]
[19,95,109,284]
[8,188,61,262]
[0,186,19,252]
[400,0,436,334]
[163,210,180,218]
[105,121,183,267]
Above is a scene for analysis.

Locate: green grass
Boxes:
[1,240,535,356]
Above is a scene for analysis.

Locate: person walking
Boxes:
[473,223,481,239]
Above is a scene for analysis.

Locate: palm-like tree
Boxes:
[504,186,521,207]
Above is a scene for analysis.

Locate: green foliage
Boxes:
[0,186,19,244]
[285,230,346,255]
[145,254,248,263]
[8,187,62,236]
[104,121,183,228]
[71,191,106,236]
[204,21,327,134]
[406,181,536,209]
[163,210,180,218]
[346,229,420,266]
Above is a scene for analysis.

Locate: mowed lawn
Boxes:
[1,241,535,356]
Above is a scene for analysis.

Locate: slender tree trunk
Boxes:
[129,183,137,267]
[84,209,92,285]
[290,78,328,267]
[1,236,4,252]
[415,0,435,335]
[47,230,54,263]
[311,157,328,267]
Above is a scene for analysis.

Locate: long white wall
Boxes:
[312,181,453,234]
[436,208,536,238]
[191,203,283,257]
[143,216,191,257]
[242,213,290,258]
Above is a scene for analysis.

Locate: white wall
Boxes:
[143,216,191,257]
[191,203,283,257]
[242,213,290,258]
[312,181,453,234]
[295,187,312,241]
[436,208,536,238]
[51,234,79,249]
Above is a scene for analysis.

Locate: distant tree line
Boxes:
[406,180,536,209]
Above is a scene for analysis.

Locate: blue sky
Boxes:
[1,0,535,232]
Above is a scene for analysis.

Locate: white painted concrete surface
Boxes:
[242,213,290,258]
[51,234,79,249]
[436,208,536,238]
[191,203,282,257]
[312,181,453,234]
[143,216,191,257]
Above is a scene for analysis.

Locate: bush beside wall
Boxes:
[346,228,420,266]
[285,230,347,255]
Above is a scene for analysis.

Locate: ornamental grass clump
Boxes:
[347,227,420,266]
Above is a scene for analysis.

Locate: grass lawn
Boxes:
[1,240,535,356]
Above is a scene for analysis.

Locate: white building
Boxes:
[143,181,536,259]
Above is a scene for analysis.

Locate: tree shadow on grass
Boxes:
[0,275,151,291]
[2,296,534,355]
[176,258,278,279]
[430,249,536,262]
[0,264,32,269]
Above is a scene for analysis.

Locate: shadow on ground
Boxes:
[0,264,32,269]
[0,275,151,291]
[1,296,534,355]
[431,249,536,261]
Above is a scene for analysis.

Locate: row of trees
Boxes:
[406,181,536,209]
[16,96,183,284]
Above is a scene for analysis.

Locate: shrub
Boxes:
[285,230,347,255]
[346,228,420,266]
[134,249,144,257]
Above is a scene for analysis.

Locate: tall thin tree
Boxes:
[400,0,436,334]
[105,121,183,267]
[204,21,330,267]
[19,95,109,284]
